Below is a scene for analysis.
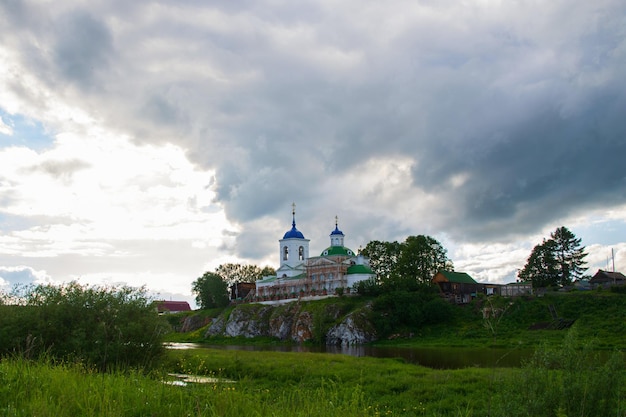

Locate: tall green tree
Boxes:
[192,272,229,309]
[551,226,587,285]
[518,239,560,288]
[361,240,402,282]
[362,235,452,290]
[396,235,453,285]
[518,227,587,288]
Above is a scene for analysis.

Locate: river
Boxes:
[166,342,534,369]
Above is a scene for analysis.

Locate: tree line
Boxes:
[192,235,454,308]
[192,227,590,309]
[192,263,276,309]
[360,235,453,292]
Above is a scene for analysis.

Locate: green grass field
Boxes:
[0,350,505,416]
[2,333,624,417]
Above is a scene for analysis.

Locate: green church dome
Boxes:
[321,246,355,257]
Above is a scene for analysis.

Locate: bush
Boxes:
[0,282,168,370]
[371,286,444,337]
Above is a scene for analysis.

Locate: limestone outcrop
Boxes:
[326,306,377,345]
[202,301,376,345]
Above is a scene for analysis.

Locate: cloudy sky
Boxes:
[1,0,625,306]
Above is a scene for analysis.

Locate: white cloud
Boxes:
[0,125,239,298]
[0,265,51,288]
[0,132,234,248]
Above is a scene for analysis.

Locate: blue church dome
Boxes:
[330,225,344,236]
[283,204,305,239]
[283,224,305,239]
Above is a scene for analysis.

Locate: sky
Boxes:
[0,0,625,307]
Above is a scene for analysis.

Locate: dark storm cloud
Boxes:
[410,86,626,240]
[0,3,115,96]
[3,0,626,259]
[53,11,113,88]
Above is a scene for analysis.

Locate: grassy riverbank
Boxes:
[2,332,624,417]
[0,351,512,416]
[373,290,626,350]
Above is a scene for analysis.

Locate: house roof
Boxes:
[434,271,478,284]
[507,281,532,286]
[590,270,626,283]
[156,301,191,312]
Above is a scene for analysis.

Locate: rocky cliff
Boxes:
[196,300,377,345]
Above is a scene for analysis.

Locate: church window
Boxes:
[283,246,289,261]
[299,246,304,260]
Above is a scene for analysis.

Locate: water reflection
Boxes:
[166,342,533,369]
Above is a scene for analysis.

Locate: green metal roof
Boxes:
[438,271,477,284]
[347,264,373,275]
[320,246,355,257]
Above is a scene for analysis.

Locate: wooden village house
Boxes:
[589,269,626,288]
[432,271,482,304]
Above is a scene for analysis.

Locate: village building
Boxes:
[432,270,482,304]
[255,206,375,301]
[155,300,192,314]
[500,281,533,297]
[230,282,256,300]
[589,269,626,288]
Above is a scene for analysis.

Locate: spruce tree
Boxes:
[550,226,587,285]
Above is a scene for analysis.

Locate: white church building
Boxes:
[255,206,375,301]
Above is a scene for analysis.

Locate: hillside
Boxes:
[165,290,626,350]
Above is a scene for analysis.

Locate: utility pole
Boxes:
[612,248,615,273]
